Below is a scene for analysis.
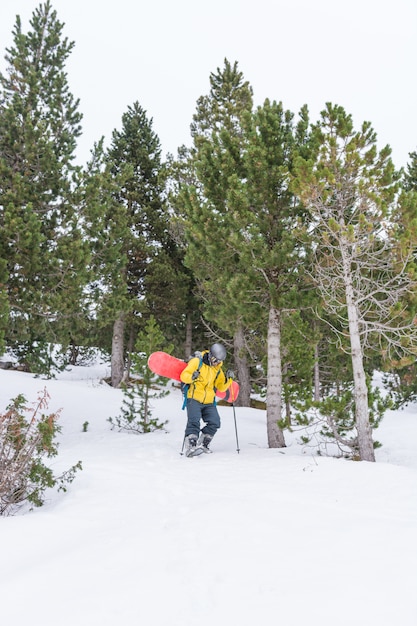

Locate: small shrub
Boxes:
[0,388,82,516]
[292,380,391,458]
[109,316,171,434]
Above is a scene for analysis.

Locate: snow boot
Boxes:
[198,433,213,453]
[185,434,203,457]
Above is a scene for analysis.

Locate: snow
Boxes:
[0,362,416,626]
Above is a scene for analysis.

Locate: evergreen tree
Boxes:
[167,148,213,359]
[174,60,255,406]
[78,138,129,359]
[174,61,316,449]
[0,1,88,372]
[144,247,195,355]
[102,102,168,386]
[108,316,171,433]
[380,149,417,408]
[145,154,196,356]
[293,103,417,461]
[82,112,191,376]
[237,99,313,447]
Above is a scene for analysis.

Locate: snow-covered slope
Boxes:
[0,363,416,626]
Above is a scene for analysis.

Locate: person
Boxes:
[180,343,234,457]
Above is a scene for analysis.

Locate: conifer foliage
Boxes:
[176,60,255,406]
[0,1,88,373]
[176,60,314,446]
[293,104,417,461]
[104,102,170,387]
[108,316,171,433]
[1,5,417,462]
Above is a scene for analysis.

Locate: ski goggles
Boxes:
[209,354,221,366]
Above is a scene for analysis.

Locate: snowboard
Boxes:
[147,351,240,403]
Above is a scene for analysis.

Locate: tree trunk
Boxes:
[344,254,375,461]
[233,324,251,407]
[111,312,125,388]
[266,305,286,448]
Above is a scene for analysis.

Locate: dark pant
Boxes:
[184,399,221,438]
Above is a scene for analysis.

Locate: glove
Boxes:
[192,370,200,380]
[226,369,234,380]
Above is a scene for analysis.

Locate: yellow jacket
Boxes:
[180,351,232,404]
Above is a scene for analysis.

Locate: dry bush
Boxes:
[0,388,81,515]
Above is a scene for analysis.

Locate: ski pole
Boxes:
[232,403,240,453]
[229,381,240,454]
[180,434,186,456]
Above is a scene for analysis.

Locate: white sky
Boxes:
[1,0,416,169]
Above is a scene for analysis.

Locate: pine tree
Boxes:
[174,61,317,449]
[293,103,417,461]
[379,149,417,409]
[175,60,255,406]
[81,110,191,377]
[75,139,129,361]
[108,316,171,433]
[101,102,168,387]
[144,247,194,354]
[0,1,88,372]
[167,148,214,359]
[237,99,314,447]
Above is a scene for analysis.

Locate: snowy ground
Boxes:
[0,361,416,626]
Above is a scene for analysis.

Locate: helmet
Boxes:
[209,343,226,364]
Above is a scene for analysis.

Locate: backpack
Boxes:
[181,352,203,410]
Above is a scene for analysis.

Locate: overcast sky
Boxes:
[1,0,416,169]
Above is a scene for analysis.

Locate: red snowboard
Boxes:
[148,351,239,403]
